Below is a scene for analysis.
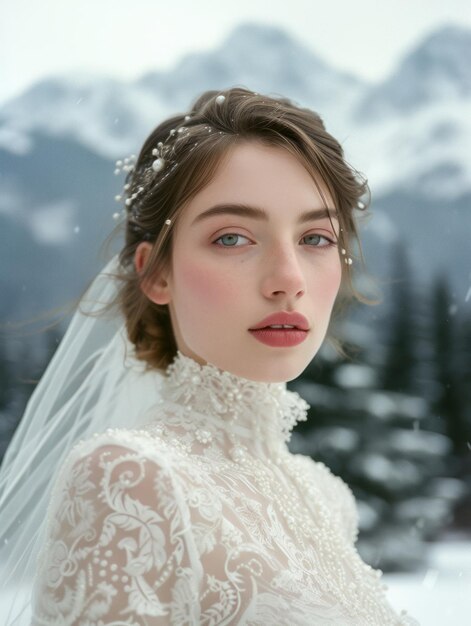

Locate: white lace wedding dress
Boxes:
[31,350,419,625]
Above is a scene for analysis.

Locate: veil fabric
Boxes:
[0,253,166,625]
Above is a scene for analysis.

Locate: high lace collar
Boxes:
[156,350,310,456]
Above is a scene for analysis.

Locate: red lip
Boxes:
[249,311,310,331]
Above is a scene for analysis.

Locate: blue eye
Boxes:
[213,233,251,247]
[212,233,336,249]
[301,234,335,248]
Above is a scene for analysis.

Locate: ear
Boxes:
[134,242,171,305]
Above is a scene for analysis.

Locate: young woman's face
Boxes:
[136,140,342,382]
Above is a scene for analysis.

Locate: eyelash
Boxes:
[212,232,337,250]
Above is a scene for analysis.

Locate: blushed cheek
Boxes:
[177,258,238,318]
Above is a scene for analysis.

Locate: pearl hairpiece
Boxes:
[112,93,227,240]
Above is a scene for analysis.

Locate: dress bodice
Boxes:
[31,350,419,625]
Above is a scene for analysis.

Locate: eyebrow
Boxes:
[191,203,339,226]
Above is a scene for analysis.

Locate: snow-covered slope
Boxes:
[343,24,471,201]
[0,74,165,158]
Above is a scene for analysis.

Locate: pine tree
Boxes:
[431,274,469,456]
[455,313,471,450]
[380,238,419,393]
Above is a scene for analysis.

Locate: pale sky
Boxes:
[1,0,469,105]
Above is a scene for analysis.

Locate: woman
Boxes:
[0,87,419,624]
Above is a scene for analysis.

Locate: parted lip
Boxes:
[249,311,310,331]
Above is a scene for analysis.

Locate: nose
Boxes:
[261,242,306,299]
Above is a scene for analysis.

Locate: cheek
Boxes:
[315,260,342,307]
[176,256,238,314]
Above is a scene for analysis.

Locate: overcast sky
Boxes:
[1,0,469,105]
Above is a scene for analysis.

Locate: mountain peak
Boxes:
[224,20,298,48]
[419,22,471,49]
[353,22,471,120]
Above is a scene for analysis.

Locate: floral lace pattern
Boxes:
[31,351,419,625]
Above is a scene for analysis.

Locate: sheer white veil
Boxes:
[0,252,167,625]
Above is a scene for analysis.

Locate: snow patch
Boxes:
[384,538,471,625]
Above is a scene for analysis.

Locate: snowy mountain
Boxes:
[353,24,471,120]
[138,22,366,119]
[346,24,471,202]
[0,75,162,159]
[0,22,366,161]
[0,20,470,324]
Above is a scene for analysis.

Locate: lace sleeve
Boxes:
[31,434,201,625]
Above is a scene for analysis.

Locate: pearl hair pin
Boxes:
[112,92,228,240]
[341,248,353,265]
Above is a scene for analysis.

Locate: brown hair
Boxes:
[7,86,380,374]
